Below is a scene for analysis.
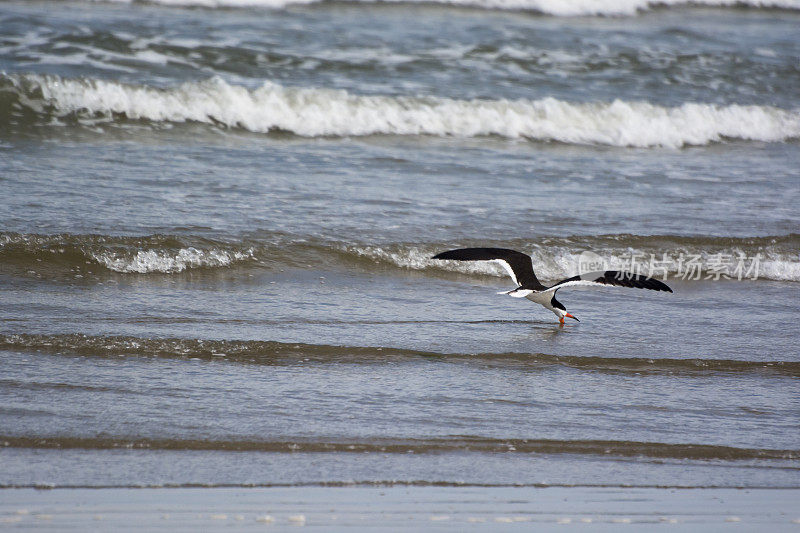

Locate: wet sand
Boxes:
[2,486,799,531]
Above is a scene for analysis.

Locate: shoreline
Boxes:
[2,486,799,531]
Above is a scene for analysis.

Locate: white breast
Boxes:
[524,291,553,307]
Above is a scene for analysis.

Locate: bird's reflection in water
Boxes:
[503,321,577,347]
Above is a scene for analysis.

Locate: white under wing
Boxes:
[492,259,519,285]
[541,280,609,293]
[497,288,534,298]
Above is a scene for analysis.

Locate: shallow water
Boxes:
[0,0,798,490]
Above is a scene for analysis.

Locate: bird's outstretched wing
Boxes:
[432,248,545,290]
[544,271,673,293]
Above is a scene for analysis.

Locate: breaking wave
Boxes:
[3,74,799,148]
[92,247,254,273]
[101,0,800,16]
[2,232,798,281]
[0,233,255,274]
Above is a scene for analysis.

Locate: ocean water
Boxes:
[1,0,799,493]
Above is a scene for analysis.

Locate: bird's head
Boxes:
[551,294,579,322]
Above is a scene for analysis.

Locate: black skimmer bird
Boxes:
[432,248,672,324]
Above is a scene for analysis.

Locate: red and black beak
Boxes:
[565,313,579,322]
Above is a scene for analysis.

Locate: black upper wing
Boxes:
[432,248,545,290]
[547,270,673,293]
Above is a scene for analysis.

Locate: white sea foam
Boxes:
[91,247,254,273]
[349,245,800,282]
[15,75,800,148]
[102,0,800,15]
